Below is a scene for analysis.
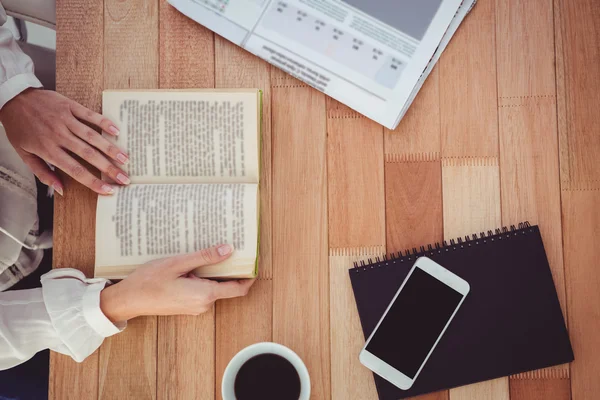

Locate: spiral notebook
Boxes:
[349,223,574,399]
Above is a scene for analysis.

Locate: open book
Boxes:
[168,0,476,129]
[94,89,261,279]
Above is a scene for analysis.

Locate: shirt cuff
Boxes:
[41,268,127,361]
[82,280,127,337]
[0,72,42,110]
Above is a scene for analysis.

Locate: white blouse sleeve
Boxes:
[0,7,43,109]
[0,268,126,370]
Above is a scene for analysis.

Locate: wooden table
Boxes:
[51,0,600,399]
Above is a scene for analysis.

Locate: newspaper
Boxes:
[169,0,476,129]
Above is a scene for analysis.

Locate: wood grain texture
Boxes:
[554,0,568,191]
[50,0,104,398]
[510,367,570,399]
[50,184,99,400]
[51,0,600,397]
[327,97,364,119]
[104,0,158,89]
[155,6,216,400]
[327,117,385,248]
[382,56,445,398]
[99,318,158,400]
[156,314,213,400]
[384,68,440,158]
[441,158,501,239]
[497,0,570,390]
[159,1,214,88]
[329,248,383,400]
[510,377,570,400]
[439,0,499,157]
[213,36,274,400]
[498,98,567,315]
[451,378,509,400]
[408,391,450,400]
[497,97,570,385]
[270,64,307,88]
[442,158,506,400]
[385,161,443,252]
[555,0,600,190]
[556,1,600,398]
[496,0,556,98]
[272,86,330,400]
[99,1,159,398]
[215,279,273,400]
[562,191,600,400]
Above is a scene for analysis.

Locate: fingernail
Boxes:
[116,173,130,185]
[102,185,115,194]
[53,184,63,196]
[116,153,129,164]
[217,244,233,256]
[108,125,120,136]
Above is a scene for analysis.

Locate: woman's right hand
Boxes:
[0,88,129,195]
[99,244,255,322]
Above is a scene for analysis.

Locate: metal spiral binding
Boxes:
[353,221,533,269]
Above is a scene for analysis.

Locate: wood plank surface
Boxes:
[439,0,498,157]
[385,161,443,253]
[213,36,274,400]
[451,379,510,400]
[272,86,330,399]
[439,3,506,398]
[510,377,571,400]
[441,158,501,239]
[50,0,600,397]
[329,248,383,400]
[98,318,158,399]
[496,0,570,395]
[155,4,216,400]
[103,0,158,89]
[495,0,556,98]
[50,0,105,398]
[326,88,385,397]
[98,1,159,399]
[384,68,440,158]
[327,116,385,248]
[215,279,273,399]
[556,1,600,398]
[555,0,600,190]
[385,158,446,400]
[561,191,600,400]
[497,97,568,320]
[442,158,507,400]
[383,45,445,400]
[159,1,214,88]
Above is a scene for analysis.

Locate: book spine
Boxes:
[353,221,534,270]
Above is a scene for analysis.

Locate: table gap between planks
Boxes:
[51,0,600,399]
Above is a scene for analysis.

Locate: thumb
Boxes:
[167,244,234,275]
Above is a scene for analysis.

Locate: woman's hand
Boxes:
[0,88,130,195]
[99,244,255,322]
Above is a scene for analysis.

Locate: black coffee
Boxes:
[234,353,301,400]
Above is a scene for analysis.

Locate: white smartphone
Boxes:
[359,256,470,390]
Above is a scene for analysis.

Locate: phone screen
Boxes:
[365,267,464,378]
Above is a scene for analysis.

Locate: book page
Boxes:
[95,183,258,277]
[102,90,259,184]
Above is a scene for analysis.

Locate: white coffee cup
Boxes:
[221,342,311,400]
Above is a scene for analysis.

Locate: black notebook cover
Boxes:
[349,223,574,399]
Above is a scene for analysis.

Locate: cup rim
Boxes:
[221,342,311,400]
